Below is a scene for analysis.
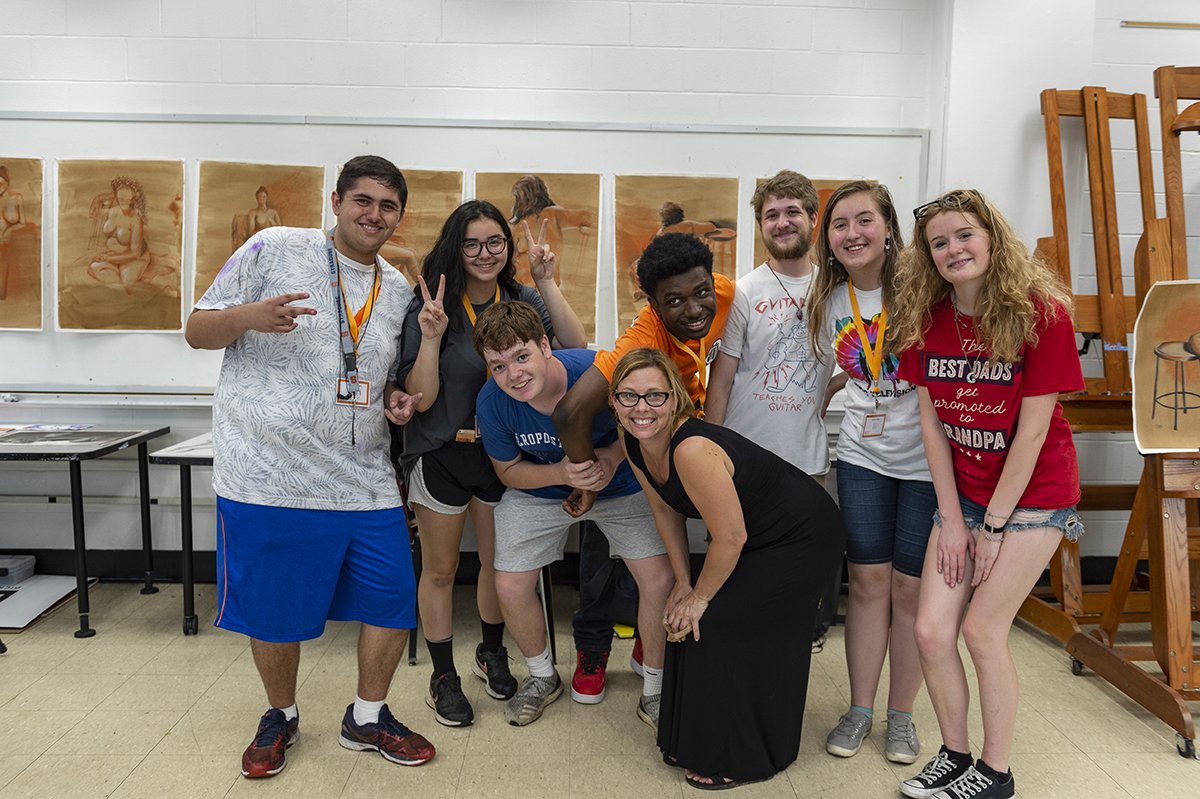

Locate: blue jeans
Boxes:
[934,494,1084,541]
[835,460,938,579]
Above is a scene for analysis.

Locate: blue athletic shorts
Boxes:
[836,459,938,579]
[214,497,416,642]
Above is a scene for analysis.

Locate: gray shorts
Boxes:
[493,489,666,573]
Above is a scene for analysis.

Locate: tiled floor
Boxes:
[0,582,1196,798]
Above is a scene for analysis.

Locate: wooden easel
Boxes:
[1018,87,1163,642]
[1061,67,1200,760]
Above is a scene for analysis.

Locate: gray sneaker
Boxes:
[826,708,872,757]
[886,711,920,764]
[636,693,660,732]
[505,673,564,727]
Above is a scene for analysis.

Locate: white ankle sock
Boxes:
[525,647,555,678]
[276,703,298,721]
[642,664,663,696]
[353,696,385,725]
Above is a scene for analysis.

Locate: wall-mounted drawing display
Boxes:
[195,161,324,300]
[614,175,738,332]
[476,172,600,342]
[378,169,462,289]
[0,158,42,330]
[1132,279,1200,452]
[751,178,871,270]
[57,160,184,331]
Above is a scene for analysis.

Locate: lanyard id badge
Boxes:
[335,379,371,407]
[847,278,888,410]
[325,229,381,401]
[862,413,886,438]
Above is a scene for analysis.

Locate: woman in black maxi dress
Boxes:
[610,348,846,789]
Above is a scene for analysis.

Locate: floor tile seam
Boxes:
[1078,750,1140,799]
[1022,703,1086,755]
[0,752,40,793]
[104,750,152,798]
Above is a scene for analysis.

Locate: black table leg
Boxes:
[180,464,198,635]
[137,443,158,595]
[69,460,95,638]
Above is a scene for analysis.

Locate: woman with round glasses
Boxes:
[890,189,1082,799]
[808,181,936,765]
[609,347,845,791]
[394,199,585,728]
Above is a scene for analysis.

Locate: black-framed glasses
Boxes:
[461,236,509,257]
[913,189,984,221]
[613,390,671,408]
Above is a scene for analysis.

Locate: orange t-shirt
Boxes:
[593,273,735,412]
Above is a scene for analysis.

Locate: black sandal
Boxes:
[685,772,768,791]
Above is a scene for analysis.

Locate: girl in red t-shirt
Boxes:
[891,190,1084,799]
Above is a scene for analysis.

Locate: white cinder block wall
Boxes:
[1,0,1198,563]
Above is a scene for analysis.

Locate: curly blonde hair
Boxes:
[891,189,1074,365]
[808,181,903,363]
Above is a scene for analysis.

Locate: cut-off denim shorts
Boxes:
[933,493,1084,542]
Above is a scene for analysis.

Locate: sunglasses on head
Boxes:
[912,189,986,222]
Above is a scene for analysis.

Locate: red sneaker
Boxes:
[241,708,298,778]
[571,650,609,704]
[631,639,644,677]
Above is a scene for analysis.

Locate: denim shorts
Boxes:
[835,459,939,579]
[933,493,1084,542]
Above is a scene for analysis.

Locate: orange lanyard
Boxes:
[462,285,502,376]
[847,278,887,394]
[339,265,381,349]
[668,332,708,410]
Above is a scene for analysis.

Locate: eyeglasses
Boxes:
[613,390,671,408]
[912,189,984,221]
[461,236,508,257]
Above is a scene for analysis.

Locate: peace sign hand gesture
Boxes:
[522,219,557,283]
[417,274,448,340]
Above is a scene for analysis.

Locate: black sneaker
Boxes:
[932,762,1014,799]
[901,746,973,798]
[472,643,518,700]
[426,671,474,727]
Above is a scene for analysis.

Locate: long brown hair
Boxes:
[808,181,903,362]
[891,189,1074,364]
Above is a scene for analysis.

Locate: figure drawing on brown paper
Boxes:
[477,172,599,341]
[58,160,184,331]
[378,169,462,289]
[0,158,42,330]
[1132,279,1200,452]
[614,175,738,332]
[196,161,324,299]
[751,178,870,270]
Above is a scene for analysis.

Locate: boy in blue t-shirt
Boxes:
[472,301,673,730]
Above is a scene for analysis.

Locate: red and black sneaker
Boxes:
[241,708,298,778]
[338,703,435,766]
[571,650,609,704]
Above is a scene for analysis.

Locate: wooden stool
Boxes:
[1152,341,1200,430]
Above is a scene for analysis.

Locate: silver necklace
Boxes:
[951,293,979,384]
[768,265,804,320]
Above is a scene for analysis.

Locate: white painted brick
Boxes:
[64,0,162,37]
[31,37,128,82]
[536,1,629,46]
[4,0,68,35]
[160,81,264,115]
[682,48,773,94]
[631,3,721,48]
[674,0,774,6]
[900,96,930,128]
[309,41,405,87]
[769,51,865,96]
[718,5,814,50]
[1087,62,1156,97]
[0,80,71,112]
[1095,0,1200,20]
[163,1,257,38]
[717,92,820,127]
[534,88,633,122]
[0,37,35,81]
[866,0,928,9]
[443,1,537,43]
[900,7,934,55]
[349,0,443,43]
[441,86,540,122]
[128,39,223,84]
[255,0,349,41]
[808,92,903,127]
[813,8,904,54]
[220,39,316,85]
[406,43,592,91]
[861,52,925,98]
[592,46,684,92]
[1092,19,1200,66]
[65,82,165,116]
[627,91,716,125]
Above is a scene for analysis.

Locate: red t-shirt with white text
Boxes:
[897,297,1084,509]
